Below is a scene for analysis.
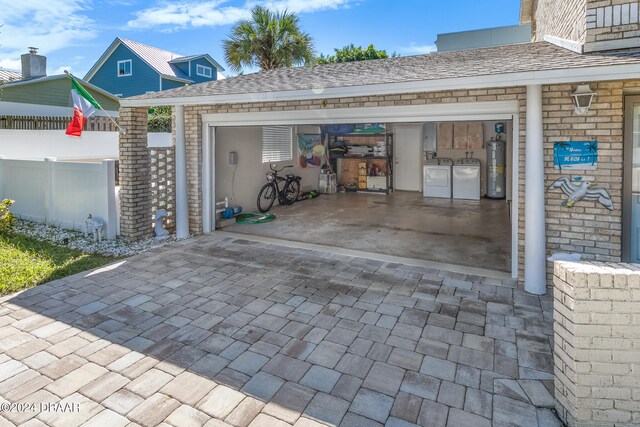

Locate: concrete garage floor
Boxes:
[0,235,559,427]
[223,191,512,273]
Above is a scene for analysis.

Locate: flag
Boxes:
[65,74,102,137]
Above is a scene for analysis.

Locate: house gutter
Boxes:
[120,63,640,107]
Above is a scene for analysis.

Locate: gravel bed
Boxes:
[12,219,180,257]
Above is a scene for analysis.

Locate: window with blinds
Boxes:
[262,126,293,163]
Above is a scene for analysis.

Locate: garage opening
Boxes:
[209,118,514,275]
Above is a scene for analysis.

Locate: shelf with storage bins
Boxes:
[328,132,393,194]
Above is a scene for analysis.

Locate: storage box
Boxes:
[367,176,387,190]
[358,176,368,189]
[319,173,337,194]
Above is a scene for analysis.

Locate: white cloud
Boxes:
[0,0,96,68]
[256,0,353,13]
[53,65,73,75]
[0,59,20,70]
[399,43,437,55]
[127,0,354,30]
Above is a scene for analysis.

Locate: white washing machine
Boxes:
[423,158,452,198]
[453,158,481,200]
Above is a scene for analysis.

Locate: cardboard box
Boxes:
[367,176,387,189]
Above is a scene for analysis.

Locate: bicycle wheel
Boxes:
[257,183,277,213]
[283,179,301,205]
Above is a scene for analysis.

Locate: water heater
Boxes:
[486,140,506,199]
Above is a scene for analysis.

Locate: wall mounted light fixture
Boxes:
[571,84,596,115]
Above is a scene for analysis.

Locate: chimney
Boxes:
[21,47,46,79]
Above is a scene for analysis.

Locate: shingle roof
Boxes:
[0,68,21,83]
[129,42,640,101]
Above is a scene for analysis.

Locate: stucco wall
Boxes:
[532,0,587,43]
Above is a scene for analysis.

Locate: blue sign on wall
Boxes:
[553,141,598,171]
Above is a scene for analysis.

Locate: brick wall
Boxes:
[119,106,152,240]
[553,260,640,426]
[149,146,176,233]
[585,1,640,51]
[173,79,639,286]
[541,81,629,283]
[532,0,587,43]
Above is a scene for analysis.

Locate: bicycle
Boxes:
[256,164,301,213]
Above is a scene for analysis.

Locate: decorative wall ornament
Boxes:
[84,214,105,243]
[548,177,613,210]
[155,210,170,240]
[553,141,598,171]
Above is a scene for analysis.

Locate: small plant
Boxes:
[0,199,15,235]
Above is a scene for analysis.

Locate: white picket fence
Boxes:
[0,157,119,239]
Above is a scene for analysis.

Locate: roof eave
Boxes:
[4,74,121,102]
[120,63,640,108]
[168,54,226,72]
[160,74,193,83]
[84,38,122,81]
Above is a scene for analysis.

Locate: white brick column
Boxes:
[553,261,640,426]
[525,84,547,295]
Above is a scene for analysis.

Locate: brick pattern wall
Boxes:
[541,81,629,282]
[119,107,152,240]
[150,146,176,233]
[532,0,587,43]
[183,106,203,235]
[553,260,640,426]
[585,1,640,50]
[175,79,639,286]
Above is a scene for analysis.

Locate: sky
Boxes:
[0,0,521,78]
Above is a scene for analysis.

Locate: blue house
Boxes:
[84,38,225,98]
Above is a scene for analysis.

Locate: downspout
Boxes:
[175,105,189,238]
[524,84,546,294]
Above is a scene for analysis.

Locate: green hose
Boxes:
[235,212,276,224]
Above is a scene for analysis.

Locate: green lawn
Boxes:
[0,233,116,296]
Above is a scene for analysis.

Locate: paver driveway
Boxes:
[0,235,561,427]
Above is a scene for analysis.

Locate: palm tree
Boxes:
[588,141,598,166]
[554,141,570,172]
[223,6,314,74]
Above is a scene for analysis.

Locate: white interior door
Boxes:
[394,125,422,191]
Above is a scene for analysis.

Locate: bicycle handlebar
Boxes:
[269,164,294,172]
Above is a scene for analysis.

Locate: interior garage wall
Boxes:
[431,120,513,198]
[187,88,526,281]
[215,125,321,212]
[215,126,262,212]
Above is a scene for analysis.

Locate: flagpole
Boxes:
[64,70,126,135]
